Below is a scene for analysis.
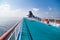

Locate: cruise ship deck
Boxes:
[18,18,60,40]
[0,18,60,40]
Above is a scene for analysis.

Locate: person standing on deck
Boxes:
[28,11,35,18]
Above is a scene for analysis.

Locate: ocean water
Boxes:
[0,17,20,36]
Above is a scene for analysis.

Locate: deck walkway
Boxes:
[18,18,60,40]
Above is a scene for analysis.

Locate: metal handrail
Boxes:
[7,20,22,40]
[0,20,20,40]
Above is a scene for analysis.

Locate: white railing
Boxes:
[0,19,23,40]
[7,20,22,40]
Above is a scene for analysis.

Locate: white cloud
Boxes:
[0,3,40,18]
[48,7,52,11]
[32,8,39,11]
[0,3,28,18]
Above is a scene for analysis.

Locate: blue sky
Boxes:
[0,0,60,18]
